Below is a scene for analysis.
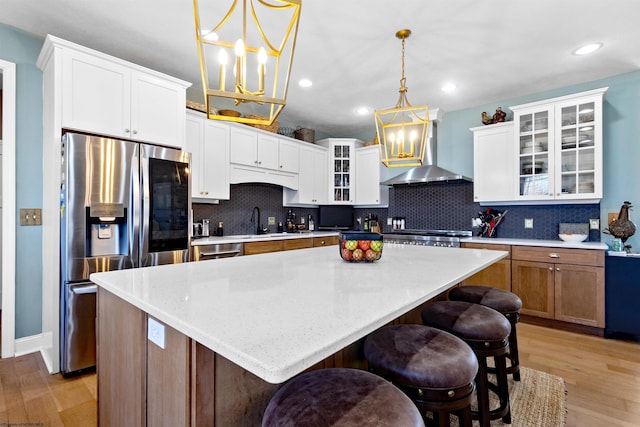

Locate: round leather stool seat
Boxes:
[449,286,522,314]
[422,301,511,350]
[262,368,424,427]
[364,324,478,426]
[422,301,512,427]
[449,286,522,381]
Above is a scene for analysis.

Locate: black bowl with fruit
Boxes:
[339,232,383,262]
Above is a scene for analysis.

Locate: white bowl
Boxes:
[558,233,588,242]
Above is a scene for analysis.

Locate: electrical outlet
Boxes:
[20,208,42,226]
[589,219,600,230]
[148,317,165,349]
[387,217,392,226]
[524,218,534,229]
[268,216,276,226]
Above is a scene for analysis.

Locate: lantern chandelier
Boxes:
[375,29,430,168]
[193,0,301,126]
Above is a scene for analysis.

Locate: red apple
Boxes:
[365,249,377,262]
[341,247,353,261]
[358,240,371,251]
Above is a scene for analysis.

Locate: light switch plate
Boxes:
[268,216,276,225]
[20,208,42,226]
[589,219,600,230]
[387,217,392,226]
[148,317,165,349]
[524,218,534,229]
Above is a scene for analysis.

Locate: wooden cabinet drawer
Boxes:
[512,246,604,267]
[313,236,339,247]
[284,238,313,251]
[244,240,283,255]
[461,243,511,258]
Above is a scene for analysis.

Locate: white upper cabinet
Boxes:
[229,127,279,170]
[471,122,515,203]
[53,37,189,148]
[228,125,298,189]
[185,110,230,201]
[283,143,327,206]
[316,138,363,204]
[355,145,384,206]
[511,87,606,203]
[278,139,300,174]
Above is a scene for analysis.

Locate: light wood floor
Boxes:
[0,323,638,426]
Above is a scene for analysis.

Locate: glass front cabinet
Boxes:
[511,87,606,202]
[316,138,362,204]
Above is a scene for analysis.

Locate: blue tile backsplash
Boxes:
[193,181,601,241]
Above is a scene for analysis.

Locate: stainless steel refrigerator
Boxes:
[60,132,191,375]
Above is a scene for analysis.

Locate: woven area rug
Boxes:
[450,366,567,427]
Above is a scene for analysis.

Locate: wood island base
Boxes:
[98,287,418,427]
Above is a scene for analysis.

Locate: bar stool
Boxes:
[262,368,425,427]
[448,285,523,381]
[421,301,511,427]
[364,324,478,427]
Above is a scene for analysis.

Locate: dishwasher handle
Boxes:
[71,284,98,295]
[199,249,242,259]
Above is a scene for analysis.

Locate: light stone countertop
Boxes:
[461,236,608,250]
[191,231,339,246]
[90,245,507,384]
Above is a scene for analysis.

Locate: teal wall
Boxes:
[0,24,44,338]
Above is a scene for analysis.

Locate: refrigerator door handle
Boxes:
[71,284,98,294]
[131,144,141,268]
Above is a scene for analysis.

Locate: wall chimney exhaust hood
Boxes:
[381,122,472,185]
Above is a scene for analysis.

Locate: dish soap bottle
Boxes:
[308,215,315,231]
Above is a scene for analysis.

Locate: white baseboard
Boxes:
[14,333,43,357]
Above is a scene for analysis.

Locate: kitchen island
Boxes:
[91,244,507,426]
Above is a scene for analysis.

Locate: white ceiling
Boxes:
[1,0,640,136]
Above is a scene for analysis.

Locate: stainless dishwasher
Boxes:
[192,242,244,261]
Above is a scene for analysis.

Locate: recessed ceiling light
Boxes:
[441,83,456,92]
[356,107,371,115]
[298,78,313,88]
[573,43,603,56]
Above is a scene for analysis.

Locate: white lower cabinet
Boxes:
[283,144,328,206]
[186,110,230,201]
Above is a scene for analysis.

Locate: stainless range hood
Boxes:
[381,121,472,185]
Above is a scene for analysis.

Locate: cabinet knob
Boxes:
[320,240,325,245]
[258,161,262,165]
[125,128,130,133]
[556,267,561,272]
[549,253,560,258]
[549,267,554,271]
[133,130,138,135]
[280,165,283,169]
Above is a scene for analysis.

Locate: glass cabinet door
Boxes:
[332,144,351,202]
[518,109,552,198]
[558,101,596,197]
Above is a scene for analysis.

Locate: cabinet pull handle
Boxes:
[549,253,560,258]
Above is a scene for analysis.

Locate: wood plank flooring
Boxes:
[0,323,638,426]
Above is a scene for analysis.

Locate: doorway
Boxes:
[1,60,16,358]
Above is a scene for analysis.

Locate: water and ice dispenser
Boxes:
[86,204,127,257]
